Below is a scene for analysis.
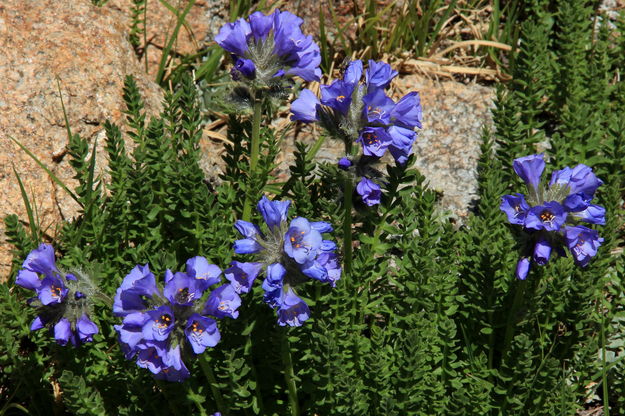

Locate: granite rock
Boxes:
[105,0,226,77]
[0,0,164,279]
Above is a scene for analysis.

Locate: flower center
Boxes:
[367,105,384,118]
[539,210,555,225]
[156,314,172,329]
[190,321,204,334]
[51,285,62,299]
[289,230,307,249]
[364,132,379,146]
[218,301,233,313]
[138,348,160,368]
[175,287,194,304]
[336,95,346,102]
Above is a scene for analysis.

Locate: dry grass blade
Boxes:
[399,58,511,81]
[432,40,512,58]
[203,128,232,146]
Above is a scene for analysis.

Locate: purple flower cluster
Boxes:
[500,154,605,279]
[215,9,321,84]
[290,60,422,206]
[230,196,341,326]
[113,257,240,382]
[15,244,99,346]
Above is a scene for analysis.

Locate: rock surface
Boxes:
[105,0,226,78]
[0,0,164,279]
[395,75,494,219]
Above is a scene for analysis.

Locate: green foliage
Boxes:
[59,371,108,415]
[128,0,147,55]
[2,1,625,414]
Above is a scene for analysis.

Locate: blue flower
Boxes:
[387,126,416,165]
[185,314,220,354]
[321,80,355,115]
[216,9,321,83]
[357,177,382,206]
[37,276,68,306]
[515,257,531,280]
[302,252,341,287]
[215,18,251,57]
[15,244,99,347]
[513,154,545,190]
[572,204,606,225]
[258,197,291,230]
[501,155,605,277]
[338,157,352,171]
[203,284,241,319]
[390,92,423,129]
[164,272,204,307]
[115,257,237,382]
[231,197,340,326]
[357,126,393,157]
[290,88,320,122]
[185,256,223,291]
[564,225,604,267]
[524,201,567,231]
[550,164,603,198]
[290,60,421,166]
[224,261,263,294]
[289,60,422,206]
[284,217,323,264]
[76,315,98,343]
[143,305,176,342]
[500,193,530,225]
[54,318,75,346]
[532,238,552,266]
[343,60,364,85]
[113,264,158,316]
[277,288,310,327]
[365,60,398,89]
[363,88,394,124]
[231,57,256,80]
[15,243,57,290]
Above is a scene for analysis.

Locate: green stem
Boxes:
[143,0,148,73]
[242,99,263,222]
[343,174,353,280]
[154,380,182,416]
[501,281,527,359]
[244,331,265,415]
[281,329,300,416]
[198,354,228,416]
[601,296,610,416]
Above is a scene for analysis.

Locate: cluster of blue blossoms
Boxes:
[290,59,422,205]
[113,258,240,381]
[215,9,321,85]
[14,197,339,381]
[500,154,605,279]
[15,244,99,346]
[232,196,341,326]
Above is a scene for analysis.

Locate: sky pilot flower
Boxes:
[500,154,605,278]
[114,257,238,382]
[215,10,321,86]
[290,59,422,206]
[230,196,341,326]
[15,243,100,346]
